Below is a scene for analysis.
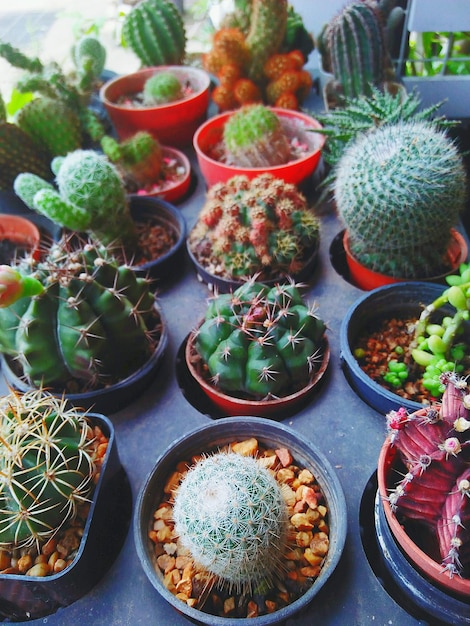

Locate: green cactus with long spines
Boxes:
[223,105,291,167]
[142,71,183,106]
[173,450,288,591]
[193,280,326,399]
[122,0,186,67]
[334,120,467,279]
[245,0,288,83]
[0,238,161,391]
[14,149,137,251]
[0,388,96,548]
[0,122,52,190]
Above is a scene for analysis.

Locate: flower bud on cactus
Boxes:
[142,71,183,106]
[193,279,326,399]
[173,451,288,591]
[386,373,470,577]
[335,121,467,279]
[0,388,96,548]
[0,237,161,391]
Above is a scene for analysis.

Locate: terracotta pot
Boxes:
[184,330,329,419]
[134,416,347,625]
[193,107,325,187]
[100,66,211,147]
[0,214,41,262]
[135,146,191,203]
[377,438,470,600]
[342,228,468,291]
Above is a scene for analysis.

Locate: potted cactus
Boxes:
[187,172,321,291]
[334,119,468,290]
[376,372,470,615]
[134,416,347,624]
[0,387,130,620]
[0,236,168,413]
[183,279,329,418]
[193,104,325,188]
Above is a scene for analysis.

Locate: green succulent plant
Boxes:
[192,279,326,399]
[142,71,183,106]
[0,388,96,548]
[334,120,467,279]
[0,121,52,190]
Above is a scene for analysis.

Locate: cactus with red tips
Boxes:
[386,373,470,577]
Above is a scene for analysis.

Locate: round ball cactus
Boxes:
[173,451,288,589]
[142,71,183,106]
[0,388,96,548]
[193,279,326,399]
[334,120,467,278]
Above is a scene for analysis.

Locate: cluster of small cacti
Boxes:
[205,0,314,111]
[334,120,467,279]
[385,372,470,577]
[142,71,183,106]
[0,237,161,391]
[122,0,186,67]
[0,388,96,548]
[192,279,326,399]
[188,172,320,281]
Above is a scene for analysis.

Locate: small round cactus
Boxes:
[142,71,183,106]
[0,388,96,548]
[173,451,288,590]
[334,120,467,279]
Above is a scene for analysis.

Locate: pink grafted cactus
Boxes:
[386,372,470,577]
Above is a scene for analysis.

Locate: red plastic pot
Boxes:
[343,228,468,291]
[0,214,41,262]
[100,66,211,147]
[193,107,326,187]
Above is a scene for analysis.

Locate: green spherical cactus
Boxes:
[223,105,291,167]
[0,388,96,548]
[0,122,52,191]
[0,237,161,391]
[14,149,137,250]
[334,120,467,279]
[122,0,186,67]
[142,71,183,106]
[173,451,288,590]
[193,279,326,399]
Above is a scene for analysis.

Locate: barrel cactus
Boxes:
[334,120,467,279]
[187,173,320,281]
[0,238,162,392]
[142,71,183,106]
[0,388,96,548]
[122,0,186,67]
[192,279,326,399]
[385,372,470,577]
[173,451,288,590]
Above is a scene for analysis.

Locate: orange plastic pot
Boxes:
[0,214,41,262]
[100,66,211,147]
[193,108,325,187]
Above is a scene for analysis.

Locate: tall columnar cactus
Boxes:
[193,280,326,399]
[325,0,391,99]
[334,120,467,279]
[223,105,291,167]
[14,149,137,251]
[0,389,96,548]
[122,0,186,67]
[188,173,320,280]
[173,451,288,590]
[386,373,470,577]
[0,238,161,391]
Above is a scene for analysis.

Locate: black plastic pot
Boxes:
[134,416,347,626]
[0,412,131,622]
[339,281,458,414]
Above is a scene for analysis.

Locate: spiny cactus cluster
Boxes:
[142,71,183,106]
[193,279,326,399]
[173,451,288,591]
[334,120,467,279]
[385,373,470,578]
[0,237,162,392]
[0,388,96,548]
[188,173,320,281]
[122,0,186,67]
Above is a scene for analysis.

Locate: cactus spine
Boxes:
[193,280,326,399]
[386,373,470,577]
[122,0,186,67]
[334,120,467,279]
[173,451,288,591]
[0,389,96,548]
